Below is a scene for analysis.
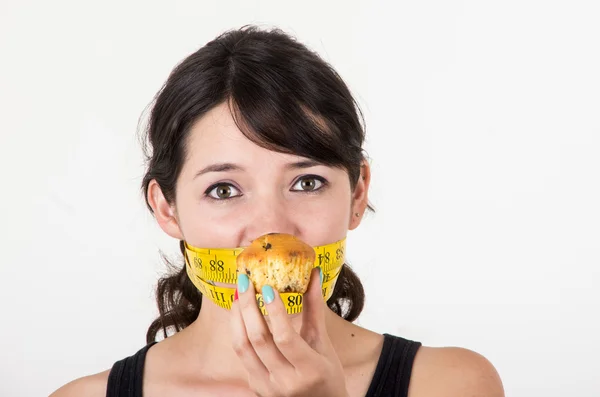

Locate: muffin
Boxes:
[237,233,316,293]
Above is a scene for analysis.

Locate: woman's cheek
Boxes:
[292,195,350,242]
[178,198,245,247]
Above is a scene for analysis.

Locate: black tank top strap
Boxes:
[364,333,422,397]
[106,342,157,397]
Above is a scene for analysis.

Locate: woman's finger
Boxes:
[230,299,270,381]
[262,284,319,365]
[300,268,332,354]
[237,273,294,373]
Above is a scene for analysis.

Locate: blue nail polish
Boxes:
[319,267,323,286]
[262,285,275,304]
[238,273,249,294]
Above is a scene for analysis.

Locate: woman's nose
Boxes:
[242,199,300,245]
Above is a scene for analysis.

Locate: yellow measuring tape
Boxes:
[183,238,346,315]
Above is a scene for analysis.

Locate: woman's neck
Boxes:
[168,298,362,381]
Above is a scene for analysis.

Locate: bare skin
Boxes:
[51,103,504,397]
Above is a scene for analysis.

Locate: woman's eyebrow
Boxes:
[194,163,244,179]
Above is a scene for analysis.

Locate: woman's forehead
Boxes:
[184,103,320,171]
[189,102,242,145]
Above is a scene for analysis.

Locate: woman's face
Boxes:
[152,102,368,249]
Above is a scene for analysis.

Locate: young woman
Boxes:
[52,26,504,397]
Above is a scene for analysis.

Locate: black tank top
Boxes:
[107,333,421,397]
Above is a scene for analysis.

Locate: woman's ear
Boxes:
[349,160,371,230]
[147,179,184,240]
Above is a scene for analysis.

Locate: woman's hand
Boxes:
[231,268,349,397]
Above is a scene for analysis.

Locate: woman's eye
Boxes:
[206,183,241,200]
[291,176,326,192]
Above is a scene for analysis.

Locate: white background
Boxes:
[1,1,598,396]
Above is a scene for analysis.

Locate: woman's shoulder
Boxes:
[408,343,505,397]
[49,370,110,397]
[50,340,157,397]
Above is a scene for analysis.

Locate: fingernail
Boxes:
[319,267,323,286]
[262,285,275,304]
[234,289,239,301]
[238,273,249,294]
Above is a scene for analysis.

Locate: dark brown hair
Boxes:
[140,26,371,343]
